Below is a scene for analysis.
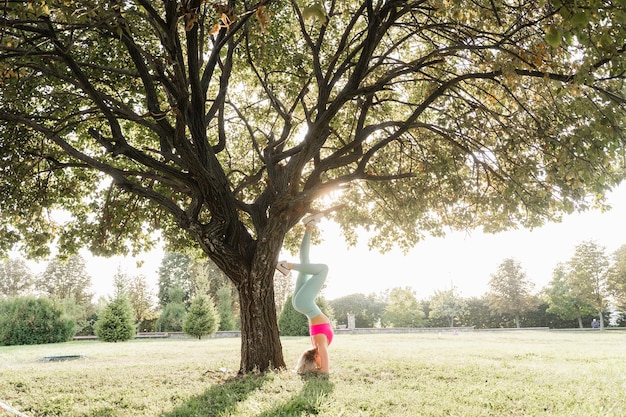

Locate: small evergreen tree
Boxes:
[183,295,219,339]
[216,286,236,331]
[0,297,75,346]
[94,297,136,342]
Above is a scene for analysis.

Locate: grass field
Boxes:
[1,330,626,417]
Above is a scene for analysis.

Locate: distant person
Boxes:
[277,213,333,375]
[591,318,600,329]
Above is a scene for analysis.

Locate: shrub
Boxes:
[0,297,75,346]
[183,295,219,339]
[94,297,136,342]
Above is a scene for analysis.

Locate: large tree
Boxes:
[1,1,625,372]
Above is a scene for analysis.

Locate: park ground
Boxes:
[1,330,626,416]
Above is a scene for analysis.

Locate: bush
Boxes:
[94,297,136,342]
[0,297,75,346]
[183,296,219,339]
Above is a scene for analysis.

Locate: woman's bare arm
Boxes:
[313,334,330,373]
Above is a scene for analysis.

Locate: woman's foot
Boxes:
[302,213,323,228]
[276,260,291,276]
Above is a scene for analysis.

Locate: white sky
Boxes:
[29,182,626,302]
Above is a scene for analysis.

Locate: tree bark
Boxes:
[237,270,285,373]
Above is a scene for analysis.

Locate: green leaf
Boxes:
[545,25,562,48]
[571,11,590,28]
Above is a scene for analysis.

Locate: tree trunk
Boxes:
[577,313,583,329]
[196,211,296,373]
[237,270,286,373]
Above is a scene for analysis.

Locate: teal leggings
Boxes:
[291,231,328,319]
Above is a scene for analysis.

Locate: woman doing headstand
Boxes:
[277,213,333,375]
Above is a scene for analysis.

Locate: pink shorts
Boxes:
[309,322,334,345]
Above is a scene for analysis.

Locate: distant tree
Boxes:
[487,258,537,328]
[94,296,136,342]
[429,287,466,327]
[543,263,595,328]
[157,287,187,332]
[37,255,93,304]
[566,241,611,329]
[183,295,220,339]
[608,245,626,311]
[215,286,236,331]
[157,253,194,308]
[382,287,425,328]
[0,257,35,297]
[0,297,75,346]
[329,293,385,328]
[126,273,157,328]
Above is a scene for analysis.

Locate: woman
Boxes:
[277,213,333,375]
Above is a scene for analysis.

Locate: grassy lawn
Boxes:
[1,331,626,416]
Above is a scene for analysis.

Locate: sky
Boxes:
[29,182,626,302]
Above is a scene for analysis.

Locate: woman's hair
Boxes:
[295,347,319,374]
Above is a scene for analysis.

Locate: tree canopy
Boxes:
[1,0,625,372]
